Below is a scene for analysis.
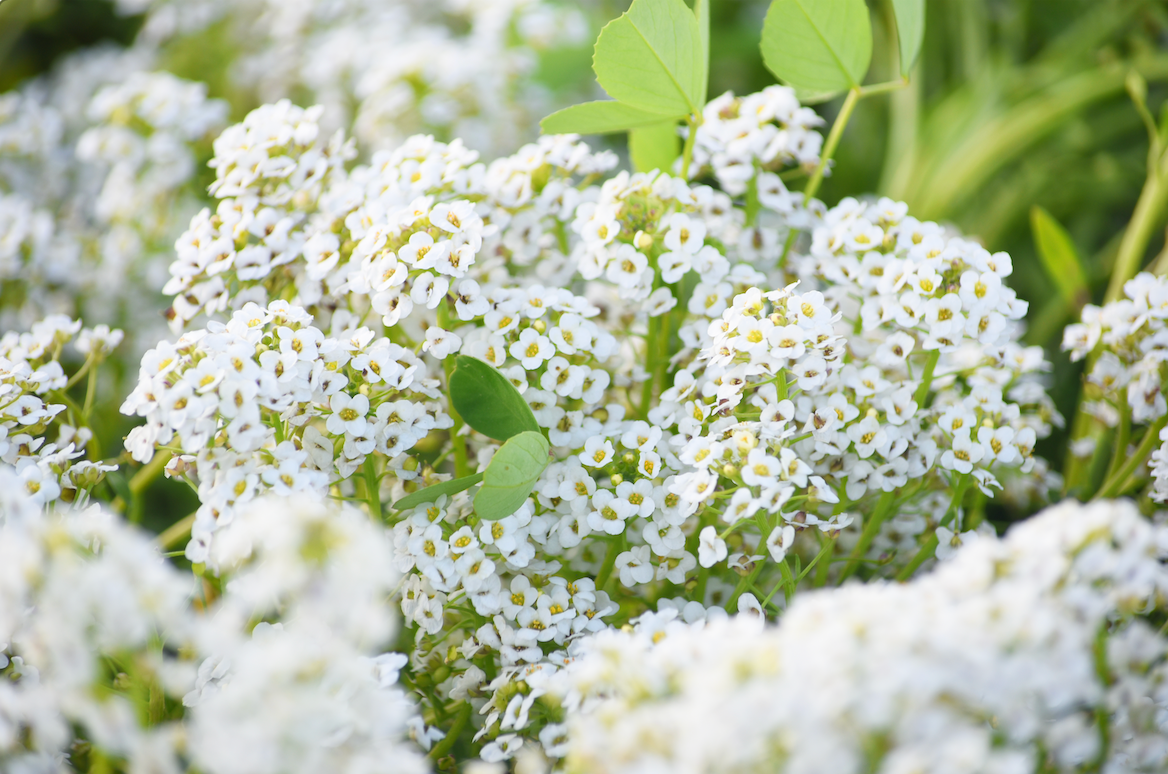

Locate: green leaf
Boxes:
[760,0,872,103]
[629,120,681,172]
[694,0,710,105]
[1030,206,1088,306]
[890,0,924,78]
[474,432,551,521]
[393,472,484,511]
[541,100,680,135]
[449,355,540,441]
[594,0,705,117]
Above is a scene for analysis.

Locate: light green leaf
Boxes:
[890,0,924,78]
[594,0,704,117]
[760,0,872,103]
[450,355,540,441]
[541,100,680,136]
[393,472,484,511]
[629,120,681,172]
[694,0,710,105]
[474,431,551,521]
[1030,206,1088,306]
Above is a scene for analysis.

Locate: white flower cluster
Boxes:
[121,0,592,156]
[688,85,825,198]
[120,300,451,562]
[534,498,1168,774]
[162,99,618,332]
[1064,272,1168,500]
[0,51,227,350]
[0,493,429,774]
[0,315,121,512]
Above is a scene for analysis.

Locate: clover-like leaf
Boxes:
[629,120,681,173]
[392,472,484,512]
[541,100,676,135]
[474,431,551,521]
[760,0,872,103]
[593,0,705,117]
[449,355,540,441]
[890,0,924,78]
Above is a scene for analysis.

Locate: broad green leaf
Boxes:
[541,100,679,136]
[1030,206,1088,306]
[393,472,484,511]
[760,0,872,103]
[629,120,681,172]
[449,355,540,441]
[475,432,551,521]
[594,0,704,117]
[694,0,710,105]
[890,0,924,78]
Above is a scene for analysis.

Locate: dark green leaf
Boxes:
[541,100,680,135]
[594,0,704,116]
[475,432,551,521]
[629,120,681,172]
[450,355,540,441]
[760,0,872,103]
[393,472,484,511]
[890,0,924,78]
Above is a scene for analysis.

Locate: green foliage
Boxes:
[760,0,872,103]
[890,0,924,78]
[1030,206,1088,307]
[392,472,485,512]
[541,100,673,135]
[629,120,682,172]
[540,0,708,138]
[474,431,551,521]
[449,355,540,441]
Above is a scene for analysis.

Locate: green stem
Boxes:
[111,450,173,514]
[363,456,383,521]
[427,702,472,761]
[681,113,701,179]
[895,474,971,581]
[804,87,861,204]
[442,356,470,479]
[1094,415,1167,500]
[156,511,196,549]
[912,350,941,406]
[1104,146,1168,304]
[726,555,766,612]
[858,77,909,97]
[838,490,896,583]
[595,537,622,591]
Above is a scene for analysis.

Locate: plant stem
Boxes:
[428,702,472,761]
[1105,146,1168,304]
[156,512,196,549]
[595,537,621,591]
[896,474,971,581]
[804,87,861,204]
[780,87,862,267]
[681,112,701,179]
[442,356,470,479]
[912,349,941,406]
[111,450,173,514]
[363,456,383,521]
[1094,415,1167,500]
[838,490,896,583]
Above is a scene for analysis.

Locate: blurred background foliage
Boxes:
[3,0,1168,475]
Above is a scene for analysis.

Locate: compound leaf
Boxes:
[629,120,681,172]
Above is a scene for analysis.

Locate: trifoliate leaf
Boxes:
[593,0,705,117]
[760,0,872,103]
[474,431,551,521]
[449,355,540,441]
